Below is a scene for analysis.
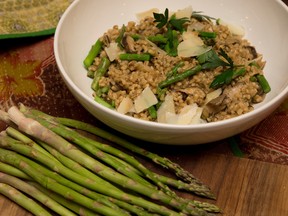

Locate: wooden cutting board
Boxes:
[0,152,287,216]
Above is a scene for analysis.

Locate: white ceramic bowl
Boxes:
[54,0,288,145]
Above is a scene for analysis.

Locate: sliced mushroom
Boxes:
[201,94,227,120]
[245,45,258,59]
[103,33,111,46]
[177,87,206,105]
[122,34,136,53]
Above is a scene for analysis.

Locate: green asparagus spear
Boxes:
[91,57,111,93]
[5,127,58,162]
[0,161,31,180]
[83,39,103,68]
[0,133,153,193]
[0,172,77,216]
[0,183,52,216]
[0,149,130,216]
[2,105,203,188]
[36,142,160,216]
[0,139,127,213]
[54,115,205,185]
[158,65,202,88]
[22,116,219,212]
[119,53,151,61]
[2,138,139,215]
[8,106,206,215]
[29,182,101,216]
[198,31,217,38]
[94,95,115,109]
[24,110,214,199]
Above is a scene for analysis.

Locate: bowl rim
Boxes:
[54,0,288,131]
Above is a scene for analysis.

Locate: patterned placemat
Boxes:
[0,0,73,39]
[0,36,288,165]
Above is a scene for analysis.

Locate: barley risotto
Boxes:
[84,6,270,125]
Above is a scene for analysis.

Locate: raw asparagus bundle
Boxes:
[0,105,221,216]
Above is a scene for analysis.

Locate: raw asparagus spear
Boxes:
[0,135,157,215]
[5,127,56,161]
[25,107,213,197]
[7,106,207,215]
[0,172,77,216]
[0,161,31,180]
[26,112,215,199]
[28,182,101,216]
[0,148,131,216]
[0,182,52,216]
[56,114,204,184]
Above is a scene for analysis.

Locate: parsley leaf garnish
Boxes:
[153,8,190,32]
[210,68,246,89]
[197,49,230,69]
[153,8,169,28]
[198,49,246,89]
[169,15,190,33]
[153,9,189,56]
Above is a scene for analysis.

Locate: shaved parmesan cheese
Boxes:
[134,86,158,113]
[178,31,211,57]
[157,94,175,123]
[182,31,203,45]
[218,19,245,37]
[157,97,202,125]
[104,42,123,61]
[178,41,211,57]
[174,6,193,19]
[190,107,204,124]
[136,8,159,20]
[117,97,134,114]
[166,104,198,125]
[204,88,222,105]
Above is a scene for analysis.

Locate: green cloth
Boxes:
[0,0,73,39]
